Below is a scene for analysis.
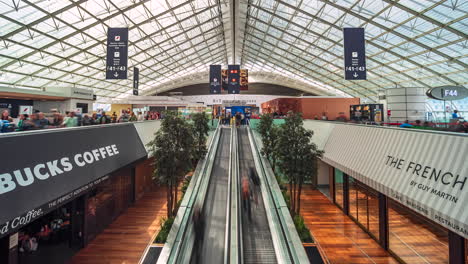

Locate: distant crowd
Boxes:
[0,109,165,133]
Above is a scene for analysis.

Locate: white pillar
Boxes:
[386,87,426,122]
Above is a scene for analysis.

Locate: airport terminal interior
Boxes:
[0,0,467,263]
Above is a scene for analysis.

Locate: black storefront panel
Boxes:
[0,125,147,238]
[0,99,33,118]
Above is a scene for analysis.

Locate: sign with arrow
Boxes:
[133,67,139,96]
[106,28,128,80]
[343,28,366,80]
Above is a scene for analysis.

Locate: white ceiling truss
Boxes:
[0,0,466,102]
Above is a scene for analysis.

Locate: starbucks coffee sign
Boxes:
[426,86,468,101]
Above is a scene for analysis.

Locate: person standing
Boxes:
[111,112,118,123]
[129,112,138,122]
[1,110,13,122]
[35,112,49,129]
[98,112,111,124]
[63,112,78,127]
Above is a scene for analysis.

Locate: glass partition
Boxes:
[348,177,379,240]
[388,199,449,264]
[334,169,344,209]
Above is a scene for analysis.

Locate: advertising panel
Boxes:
[106,28,128,80]
[240,69,248,90]
[133,67,139,96]
[228,65,240,94]
[222,69,228,91]
[209,65,222,94]
[343,28,366,80]
[0,125,147,238]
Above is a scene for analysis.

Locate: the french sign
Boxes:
[426,85,468,101]
[319,124,468,238]
[106,28,128,80]
[343,28,366,80]
[210,65,222,94]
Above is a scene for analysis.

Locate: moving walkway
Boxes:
[153,123,309,264]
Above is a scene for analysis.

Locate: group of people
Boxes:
[0,109,162,133]
[218,111,251,126]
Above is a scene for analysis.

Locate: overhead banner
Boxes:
[209,65,222,94]
[106,28,129,80]
[228,65,240,94]
[133,67,139,96]
[0,125,147,238]
[221,69,228,91]
[240,69,248,90]
[343,28,366,80]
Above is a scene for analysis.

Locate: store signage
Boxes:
[0,125,147,238]
[19,105,32,115]
[133,67,139,96]
[209,65,222,94]
[426,85,468,101]
[321,124,468,238]
[106,28,128,80]
[0,103,12,109]
[228,65,240,94]
[70,87,94,100]
[343,28,366,80]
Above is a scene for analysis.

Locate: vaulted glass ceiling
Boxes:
[0,0,466,102]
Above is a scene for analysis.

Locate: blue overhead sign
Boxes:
[343,28,366,80]
[209,65,221,94]
[106,28,128,80]
[228,65,240,94]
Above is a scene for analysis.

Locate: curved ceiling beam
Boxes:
[140,71,352,97]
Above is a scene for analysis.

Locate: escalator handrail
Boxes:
[228,125,243,264]
[156,119,222,264]
[247,127,311,264]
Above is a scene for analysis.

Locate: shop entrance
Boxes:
[16,196,85,264]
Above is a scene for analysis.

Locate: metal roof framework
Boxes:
[0,0,466,102]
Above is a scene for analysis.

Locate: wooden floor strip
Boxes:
[70,186,167,264]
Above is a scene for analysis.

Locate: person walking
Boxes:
[192,205,205,263]
[242,177,252,221]
[249,167,260,207]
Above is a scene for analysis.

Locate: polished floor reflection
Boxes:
[71,186,168,264]
[301,186,398,264]
[388,199,449,264]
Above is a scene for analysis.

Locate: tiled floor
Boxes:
[70,186,167,264]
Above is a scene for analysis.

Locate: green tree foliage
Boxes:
[257,114,279,171]
[191,112,210,164]
[147,112,195,218]
[275,112,323,216]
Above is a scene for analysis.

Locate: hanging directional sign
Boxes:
[106,28,128,80]
[426,85,468,101]
[209,65,221,94]
[228,65,240,94]
[133,67,139,96]
[343,28,366,80]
